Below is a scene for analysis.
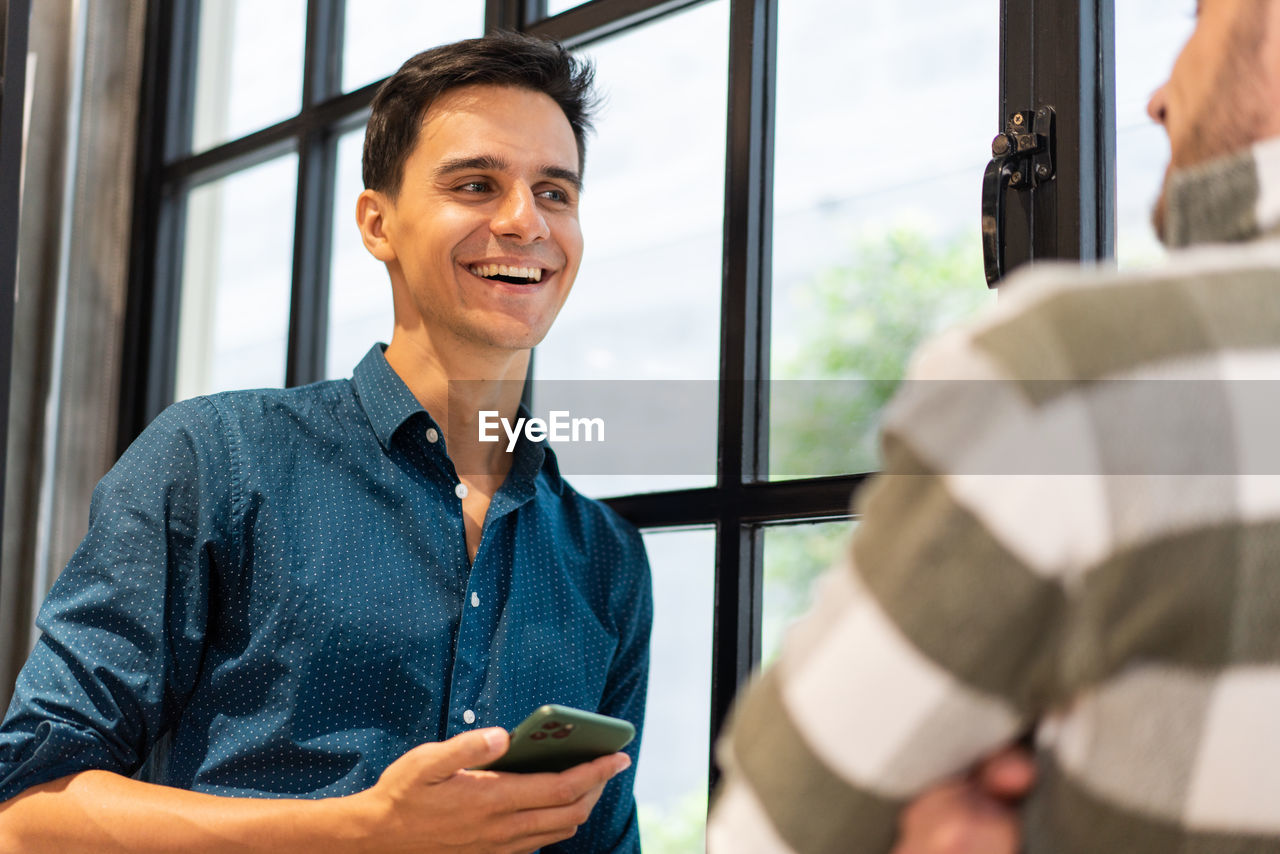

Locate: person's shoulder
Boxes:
[131,381,360,469]
[997,236,1280,314]
[189,378,358,434]
[195,378,353,416]
[909,238,1280,384]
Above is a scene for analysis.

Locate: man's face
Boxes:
[364,84,584,355]
[1148,0,1276,237]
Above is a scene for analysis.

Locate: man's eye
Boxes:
[539,188,569,203]
[458,181,490,193]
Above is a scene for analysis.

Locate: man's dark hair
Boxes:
[362,31,598,197]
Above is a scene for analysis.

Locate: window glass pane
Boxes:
[175,155,299,400]
[327,128,395,379]
[192,0,306,152]
[1115,4,1195,269]
[342,2,485,93]
[762,521,852,666]
[768,1,997,480]
[636,527,714,854]
[531,0,728,499]
[547,0,589,15]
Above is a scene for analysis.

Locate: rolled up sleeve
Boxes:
[0,397,234,802]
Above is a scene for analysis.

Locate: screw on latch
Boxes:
[1013,113,1025,126]
[1010,171,1023,185]
[1036,164,1050,179]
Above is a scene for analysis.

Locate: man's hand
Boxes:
[350,727,631,854]
[890,747,1035,854]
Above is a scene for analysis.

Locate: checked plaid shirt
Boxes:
[709,137,1280,853]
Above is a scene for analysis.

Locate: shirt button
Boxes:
[455,483,469,499]
[463,709,476,725]
[471,592,480,608]
[425,427,439,443]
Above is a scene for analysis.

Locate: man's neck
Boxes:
[384,332,528,481]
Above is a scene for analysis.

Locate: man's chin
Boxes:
[1151,193,1167,245]
[1150,165,1173,246]
[473,320,554,353]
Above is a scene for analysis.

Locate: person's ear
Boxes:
[356,189,397,263]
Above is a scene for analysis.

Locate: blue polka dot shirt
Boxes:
[0,344,652,852]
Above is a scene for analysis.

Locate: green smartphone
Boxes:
[474,704,635,773]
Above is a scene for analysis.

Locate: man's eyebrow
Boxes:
[433,155,582,191]
[540,166,583,192]
[433,155,509,179]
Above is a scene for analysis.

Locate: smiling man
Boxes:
[359,79,588,561]
[0,33,649,853]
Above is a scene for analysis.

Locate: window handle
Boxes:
[982,107,1056,287]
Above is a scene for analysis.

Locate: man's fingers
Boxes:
[495,752,631,811]
[973,746,1035,800]
[511,785,605,836]
[407,728,510,784]
[564,751,631,786]
[488,782,608,852]
[550,752,631,804]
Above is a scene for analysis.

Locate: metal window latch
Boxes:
[982,106,1055,287]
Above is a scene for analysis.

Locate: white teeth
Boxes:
[467,264,544,283]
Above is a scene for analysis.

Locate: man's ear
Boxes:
[356,189,397,263]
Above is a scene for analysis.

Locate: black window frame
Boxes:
[119,0,1116,798]
[0,0,28,556]
[0,0,31,682]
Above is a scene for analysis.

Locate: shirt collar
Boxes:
[490,405,568,498]
[351,344,431,450]
[1162,135,1280,248]
[350,343,566,495]
[537,440,567,495]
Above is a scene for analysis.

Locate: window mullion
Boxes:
[285,0,343,387]
[119,0,195,447]
[285,132,335,387]
[485,0,529,32]
[307,0,345,104]
[0,0,32,591]
[165,0,201,162]
[709,0,775,788]
[999,0,1115,276]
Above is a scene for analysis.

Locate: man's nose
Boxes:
[1147,83,1169,125]
[491,183,549,244]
